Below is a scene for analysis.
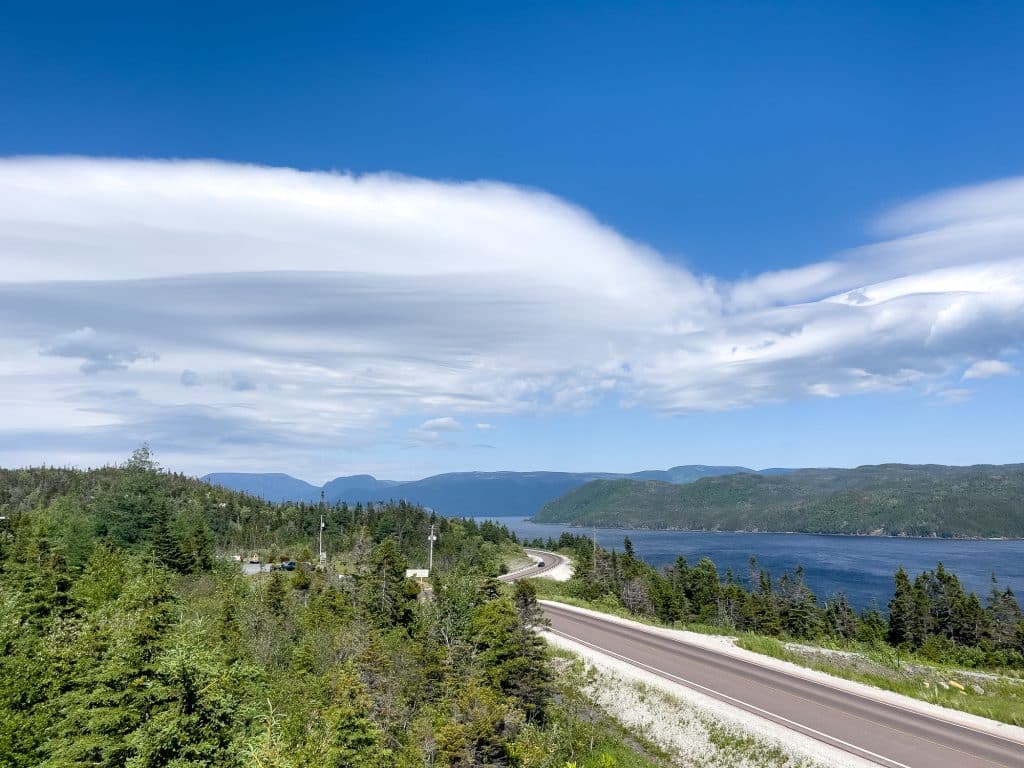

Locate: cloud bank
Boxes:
[1,157,1022,474]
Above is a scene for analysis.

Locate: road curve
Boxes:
[506,552,1023,768]
[500,547,567,581]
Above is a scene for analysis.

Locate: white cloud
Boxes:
[2,156,1024,475]
[475,423,495,430]
[420,417,462,433]
[962,359,1017,380]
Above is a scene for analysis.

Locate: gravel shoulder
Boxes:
[545,631,871,768]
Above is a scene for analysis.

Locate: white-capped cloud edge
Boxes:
[1,156,1023,475]
[962,359,1017,380]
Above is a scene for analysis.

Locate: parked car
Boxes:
[281,560,297,571]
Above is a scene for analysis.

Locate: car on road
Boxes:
[537,559,545,567]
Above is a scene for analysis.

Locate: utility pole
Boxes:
[317,489,325,569]
[427,523,437,573]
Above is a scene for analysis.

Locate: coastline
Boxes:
[524,519,1024,541]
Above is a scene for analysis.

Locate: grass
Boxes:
[528,574,1024,728]
[734,635,1024,727]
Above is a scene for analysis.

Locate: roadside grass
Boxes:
[529,576,1024,728]
[548,649,823,768]
[734,635,1024,727]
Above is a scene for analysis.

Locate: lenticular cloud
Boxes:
[1,156,1022,467]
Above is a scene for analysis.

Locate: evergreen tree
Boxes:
[777,567,822,639]
[471,596,552,722]
[126,624,256,768]
[824,592,858,640]
[686,557,721,623]
[44,554,177,767]
[986,577,1023,649]
[888,566,929,647]
[150,506,186,573]
[950,592,990,647]
[360,539,415,627]
[857,601,888,644]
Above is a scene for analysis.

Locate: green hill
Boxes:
[532,463,1024,538]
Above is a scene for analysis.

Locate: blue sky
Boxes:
[1,2,1023,480]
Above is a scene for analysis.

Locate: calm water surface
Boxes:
[490,517,1024,610]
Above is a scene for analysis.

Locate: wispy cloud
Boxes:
[420,417,462,433]
[936,388,972,405]
[2,156,1023,474]
[40,326,157,374]
[962,359,1017,380]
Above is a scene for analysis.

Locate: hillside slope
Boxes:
[203,465,769,516]
[532,464,1024,538]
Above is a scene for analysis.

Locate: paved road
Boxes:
[500,547,567,581]
[509,550,1024,768]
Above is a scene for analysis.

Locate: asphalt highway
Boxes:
[512,549,1024,768]
[499,547,568,581]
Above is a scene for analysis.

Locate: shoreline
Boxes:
[524,519,1024,541]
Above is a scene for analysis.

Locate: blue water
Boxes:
[491,517,1024,610]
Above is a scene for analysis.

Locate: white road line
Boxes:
[541,601,1024,752]
[548,625,914,768]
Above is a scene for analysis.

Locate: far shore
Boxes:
[523,518,1024,542]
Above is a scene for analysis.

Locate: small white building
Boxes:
[405,568,429,579]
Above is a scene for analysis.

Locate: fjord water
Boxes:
[496,517,1024,610]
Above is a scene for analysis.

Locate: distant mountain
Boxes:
[628,465,756,483]
[201,472,322,503]
[532,463,1024,538]
[322,474,401,499]
[201,465,776,517]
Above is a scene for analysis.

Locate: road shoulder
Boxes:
[544,629,874,768]
[539,599,1024,747]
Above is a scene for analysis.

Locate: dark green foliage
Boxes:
[540,533,1024,670]
[471,594,553,723]
[43,552,177,767]
[0,456,573,768]
[534,463,1024,538]
[360,539,416,627]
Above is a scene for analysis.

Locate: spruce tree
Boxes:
[888,566,928,647]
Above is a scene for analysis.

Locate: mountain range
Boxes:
[201,465,783,517]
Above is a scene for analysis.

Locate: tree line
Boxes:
[0,452,626,768]
[528,532,1024,669]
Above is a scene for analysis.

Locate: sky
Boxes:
[1,1,1023,481]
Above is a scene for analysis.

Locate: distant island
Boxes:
[531,464,1024,539]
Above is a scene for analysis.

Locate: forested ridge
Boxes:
[0,450,659,768]
[533,463,1024,537]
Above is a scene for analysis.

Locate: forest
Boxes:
[533,463,1024,538]
[527,531,1024,670]
[0,450,657,768]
